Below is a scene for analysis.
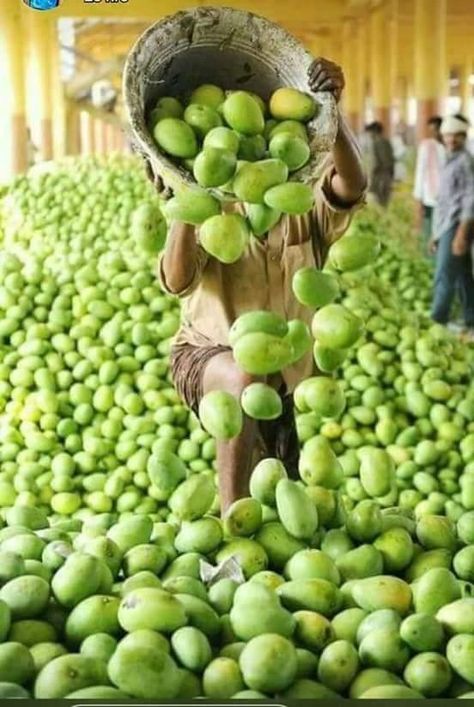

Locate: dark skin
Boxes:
[160,58,367,511]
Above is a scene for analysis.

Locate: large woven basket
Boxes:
[123,6,338,193]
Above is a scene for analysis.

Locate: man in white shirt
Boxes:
[414,116,446,254]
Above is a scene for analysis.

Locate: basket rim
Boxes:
[123,6,338,194]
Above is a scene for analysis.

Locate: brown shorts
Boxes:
[169,341,299,478]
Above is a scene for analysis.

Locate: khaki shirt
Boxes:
[159,163,363,392]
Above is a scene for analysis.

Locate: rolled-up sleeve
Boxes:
[313,163,366,247]
[157,224,208,298]
[460,156,474,223]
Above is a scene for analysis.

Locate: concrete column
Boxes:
[50,20,67,160]
[66,104,81,156]
[94,119,105,154]
[25,10,54,161]
[370,2,392,131]
[342,19,360,132]
[80,111,95,155]
[414,0,447,140]
[0,0,28,175]
[462,59,473,118]
[356,16,369,131]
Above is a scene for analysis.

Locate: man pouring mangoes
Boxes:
[155,57,367,511]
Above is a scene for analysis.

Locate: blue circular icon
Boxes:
[24,0,60,10]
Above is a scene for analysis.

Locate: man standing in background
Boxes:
[362,122,395,207]
[414,116,445,255]
[430,115,474,333]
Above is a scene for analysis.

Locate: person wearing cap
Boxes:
[430,114,474,332]
[413,116,445,255]
[157,58,367,511]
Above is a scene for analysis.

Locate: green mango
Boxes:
[264,182,314,215]
[118,588,187,633]
[404,652,452,697]
[171,626,212,672]
[285,549,340,585]
[233,159,288,204]
[202,657,244,698]
[318,639,359,693]
[164,188,220,225]
[255,522,305,570]
[275,479,318,540]
[215,539,268,578]
[331,607,367,643]
[329,234,380,272]
[193,147,236,188]
[34,654,108,698]
[413,567,460,615]
[224,498,262,537]
[269,133,310,171]
[277,578,341,616]
[349,668,404,698]
[154,117,198,158]
[292,267,340,309]
[168,475,215,521]
[359,627,411,673]
[241,383,282,421]
[233,332,293,375]
[222,91,265,136]
[446,634,474,683]
[352,576,412,615]
[294,610,334,652]
[436,598,474,635]
[245,203,281,237]
[229,582,295,641]
[108,640,181,698]
[239,634,297,693]
[174,518,222,555]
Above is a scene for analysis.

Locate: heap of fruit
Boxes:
[149,84,319,263]
[0,157,474,698]
[0,156,217,518]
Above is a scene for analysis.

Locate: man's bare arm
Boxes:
[160,222,200,294]
[308,58,367,204]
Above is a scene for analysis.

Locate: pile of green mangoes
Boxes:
[0,462,470,698]
[1,156,474,698]
[149,84,318,263]
[0,156,217,518]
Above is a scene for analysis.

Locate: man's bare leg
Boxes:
[202,351,262,513]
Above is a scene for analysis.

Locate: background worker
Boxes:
[430,115,474,333]
[157,58,367,511]
[362,121,395,207]
[414,116,445,254]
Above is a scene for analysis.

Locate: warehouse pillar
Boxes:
[462,59,473,118]
[66,104,81,156]
[50,21,67,160]
[414,0,446,140]
[0,0,28,175]
[370,2,392,131]
[80,112,95,155]
[26,10,54,161]
[342,19,360,132]
[356,16,369,131]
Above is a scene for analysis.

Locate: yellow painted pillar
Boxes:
[414,0,446,140]
[462,59,473,118]
[370,1,392,131]
[0,0,28,175]
[342,19,360,132]
[389,0,399,131]
[80,111,95,155]
[94,119,105,154]
[25,9,54,161]
[66,104,81,156]
[356,16,369,130]
[50,20,67,160]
